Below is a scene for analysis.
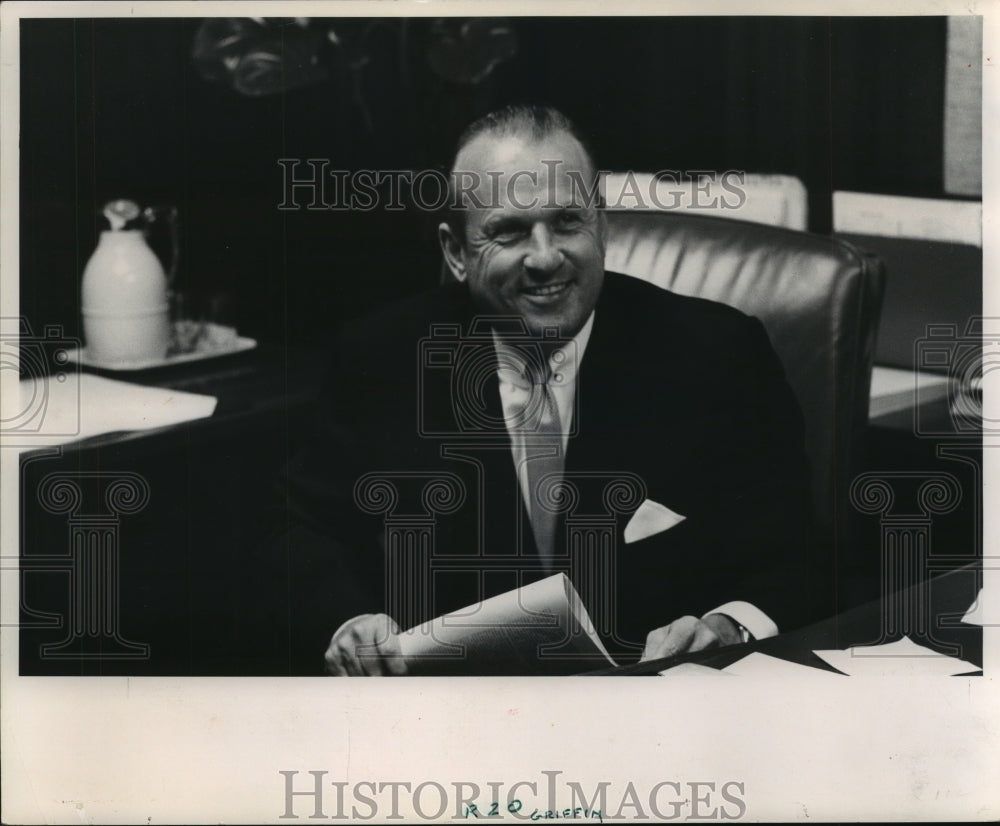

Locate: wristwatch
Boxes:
[706,612,755,644]
[719,614,752,644]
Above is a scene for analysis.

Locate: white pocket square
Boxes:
[624,499,686,544]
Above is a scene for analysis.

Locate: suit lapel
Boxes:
[564,277,688,524]
[566,284,642,475]
[433,307,537,562]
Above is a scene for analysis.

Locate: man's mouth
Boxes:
[521,280,572,298]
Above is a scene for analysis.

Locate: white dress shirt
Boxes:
[491,313,778,643]
[493,313,594,520]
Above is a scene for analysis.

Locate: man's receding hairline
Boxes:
[450,127,596,181]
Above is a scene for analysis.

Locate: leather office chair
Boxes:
[604,211,886,596]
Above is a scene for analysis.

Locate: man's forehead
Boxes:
[459,133,530,167]
[452,130,597,217]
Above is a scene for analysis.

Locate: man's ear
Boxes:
[438,222,467,282]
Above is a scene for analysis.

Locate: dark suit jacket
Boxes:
[273,273,818,672]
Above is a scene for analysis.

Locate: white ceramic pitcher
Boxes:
[81,200,174,364]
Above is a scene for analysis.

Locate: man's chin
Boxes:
[521,311,585,340]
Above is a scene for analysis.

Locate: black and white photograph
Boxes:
[1,1,997,822]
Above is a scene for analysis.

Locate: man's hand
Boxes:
[640,614,742,662]
[324,613,408,676]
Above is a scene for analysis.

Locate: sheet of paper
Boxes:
[832,190,982,246]
[868,365,950,418]
[961,588,991,626]
[722,652,846,678]
[4,373,218,452]
[397,573,616,675]
[813,636,981,677]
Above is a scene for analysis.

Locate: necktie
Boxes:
[522,359,564,569]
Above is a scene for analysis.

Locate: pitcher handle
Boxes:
[143,205,179,290]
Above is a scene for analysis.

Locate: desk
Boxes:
[593,564,982,676]
[18,344,326,676]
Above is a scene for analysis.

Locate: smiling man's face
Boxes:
[440,129,607,340]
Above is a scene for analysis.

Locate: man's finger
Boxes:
[374,631,407,676]
[325,614,373,676]
[337,637,364,676]
[357,638,387,676]
[325,637,357,676]
[353,615,406,676]
[324,614,406,676]
[642,626,669,661]
[368,615,406,676]
[684,621,722,653]
[642,618,694,661]
[642,616,712,661]
[323,647,348,676]
[342,625,383,676]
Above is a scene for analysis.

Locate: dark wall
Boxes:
[20,16,952,349]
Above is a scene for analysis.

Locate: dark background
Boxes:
[20,16,956,351]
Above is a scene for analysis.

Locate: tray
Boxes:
[66,336,257,372]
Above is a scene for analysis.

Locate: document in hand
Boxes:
[397,573,616,675]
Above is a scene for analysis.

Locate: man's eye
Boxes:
[555,212,583,228]
[491,227,526,243]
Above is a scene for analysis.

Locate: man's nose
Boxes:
[523,223,564,276]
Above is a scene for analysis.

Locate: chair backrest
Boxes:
[604,210,886,547]
[603,171,809,230]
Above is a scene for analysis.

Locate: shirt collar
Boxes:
[493,312,595,388]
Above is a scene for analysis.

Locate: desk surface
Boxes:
[593,564,982,676]
[18,344,328,676]
[19,343,327,459]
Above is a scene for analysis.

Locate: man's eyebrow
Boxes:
[483,214,530,233]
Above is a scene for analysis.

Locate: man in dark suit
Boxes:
[283,105,814,675]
